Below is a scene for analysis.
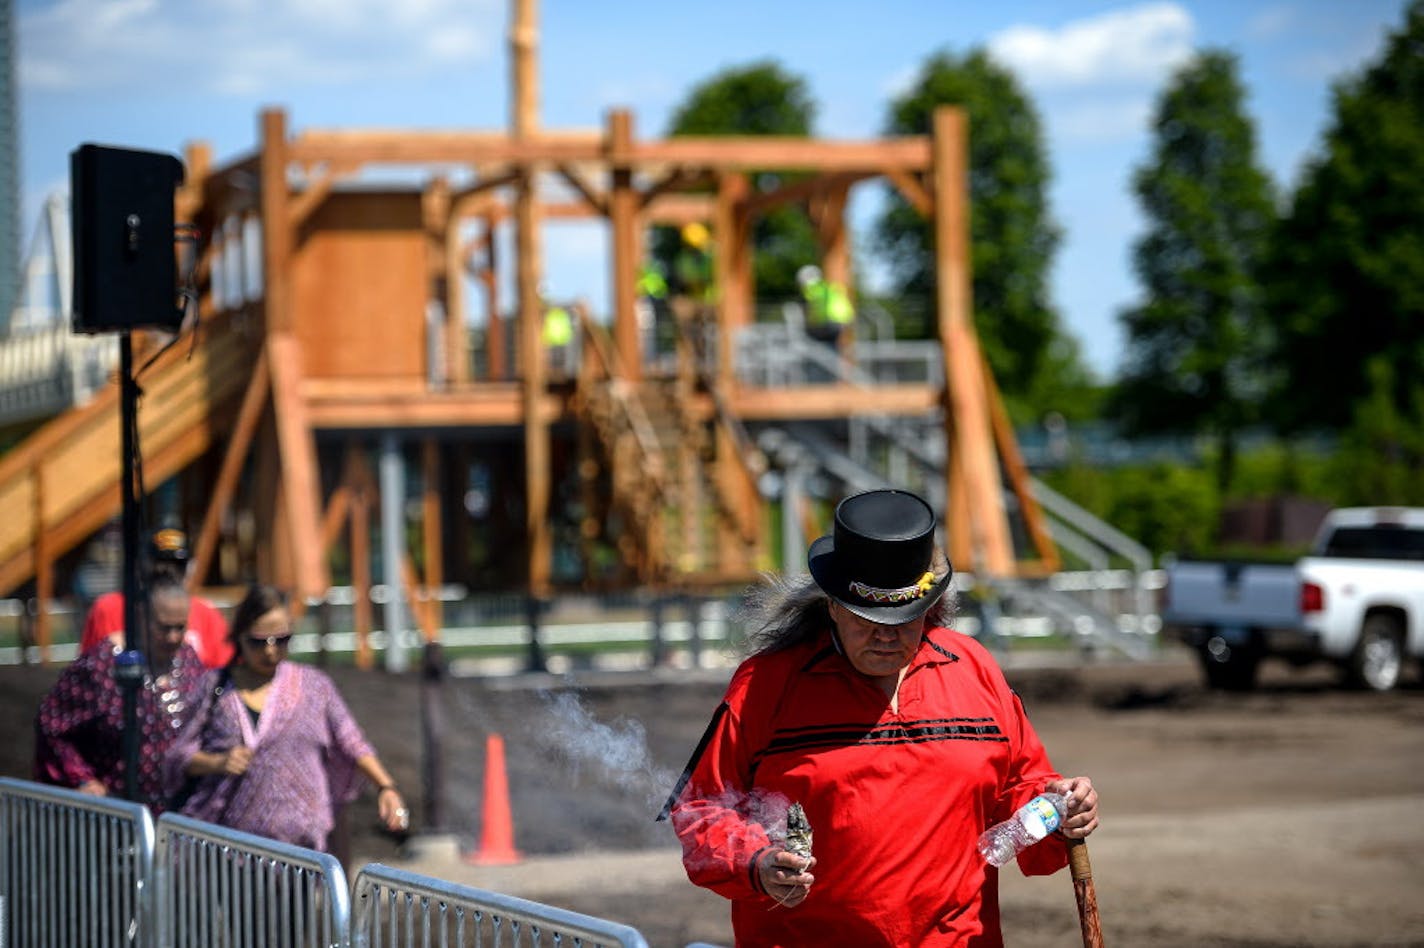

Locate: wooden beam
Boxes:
[31,466,51,663]
[727,383,938,419]
[555,164,608,215]
[190,350,271,590]
[933,107,1013,576]
[643,193,717,226]
[743,171,867,217]
[638,167,715,208]
[287,131,603,167]
[287,168,339,230]
[632,137,932,173]
[982,351,1060,570]
[885,167,933,218]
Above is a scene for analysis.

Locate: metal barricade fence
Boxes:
[153,813,350,948]
[0,776,156,948]
[350,863,650,948]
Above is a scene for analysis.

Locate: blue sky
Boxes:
[14,0,1406,378]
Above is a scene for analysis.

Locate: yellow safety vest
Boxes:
[543,306,573,346]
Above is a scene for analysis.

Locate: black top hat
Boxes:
[808,489,953,625]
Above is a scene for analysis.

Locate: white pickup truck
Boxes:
[1162,507,1424,691]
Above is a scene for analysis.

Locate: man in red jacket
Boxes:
[667,489,1099,946]
[80,527,232,668]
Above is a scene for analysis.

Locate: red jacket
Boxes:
[80,591,233,669]
[671,626,1067,947]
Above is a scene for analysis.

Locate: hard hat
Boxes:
[797,265,822,287]
[681,222,710,249]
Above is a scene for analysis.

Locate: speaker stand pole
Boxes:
[116,331,146,803]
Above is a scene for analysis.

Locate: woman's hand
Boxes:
[1047,776,1099,839]
[757,849,816,907]
[222,746,253,776]
[77,779,108,796]
[377,786,410,833]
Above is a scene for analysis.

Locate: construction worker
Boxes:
[636,261,672,366]
[542,298,574,378]
[797,264,854,349]
[674,222,714,303]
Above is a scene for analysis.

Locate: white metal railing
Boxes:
[0,323,120,426]
[153,813,351,948]
[351,863,650,948]
[0,777,156,948]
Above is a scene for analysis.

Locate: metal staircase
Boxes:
[0,309,260,595]
[572,307,761,586]
[740,309,1158,659]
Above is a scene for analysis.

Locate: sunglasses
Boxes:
[243,632,294,649]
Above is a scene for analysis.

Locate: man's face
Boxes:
[829,600,926,680]
[148,590,189,664]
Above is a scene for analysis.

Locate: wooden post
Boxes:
[511,0,550,596]
[608,109,642,381]
[421,439,444,634]
[714,172,751,389]
[260,107,329,599]
[423,177,452,387]
[932,107,1013,576]
[347,443,374,670]
[481,212,504,380]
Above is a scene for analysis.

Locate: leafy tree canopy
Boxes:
[1267,0,1424,432]
[656,61,819,300]
[876,48,1091,421]
[1112,49,1275,489]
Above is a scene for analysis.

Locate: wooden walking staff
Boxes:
[1067,838,1105,947]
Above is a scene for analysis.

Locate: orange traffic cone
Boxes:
[467,733,522,865]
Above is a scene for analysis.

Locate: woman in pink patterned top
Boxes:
[164,584,408,851]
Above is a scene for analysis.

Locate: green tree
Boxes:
[1267,1,1424,434]
[876,49,1089,421]
[1112,50,1275,492]
[654,61,819,300]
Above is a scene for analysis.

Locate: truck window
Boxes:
[1320,525,1424,560]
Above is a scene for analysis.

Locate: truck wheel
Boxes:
[1199,637,1260,692]
[1346,614,1404,692]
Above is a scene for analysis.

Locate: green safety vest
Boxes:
[637,267,668,299]
[542,306,573,346]
[803,279,854,326]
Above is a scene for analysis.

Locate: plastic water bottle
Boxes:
[977,793,1067,868]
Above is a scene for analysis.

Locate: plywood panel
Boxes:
[292,192,428,381]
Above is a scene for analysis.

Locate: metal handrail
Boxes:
[0,776,156,948]
[351,862,650,948]
[153,812,351,948]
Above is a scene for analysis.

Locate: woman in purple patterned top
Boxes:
[34,579,208,812]
[164,584,408,851]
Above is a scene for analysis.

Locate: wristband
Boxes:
[377,784,399,795]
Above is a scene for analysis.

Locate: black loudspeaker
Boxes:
[70,144,186,334]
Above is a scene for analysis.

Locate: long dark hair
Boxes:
[738,572,956,657]
[226,583,290,668]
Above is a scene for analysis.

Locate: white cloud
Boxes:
[20,0,502,95]
[988,2,1196,88]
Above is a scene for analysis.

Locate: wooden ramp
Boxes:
[0,311,260,598]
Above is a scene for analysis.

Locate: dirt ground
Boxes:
[4,648,1422,947]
